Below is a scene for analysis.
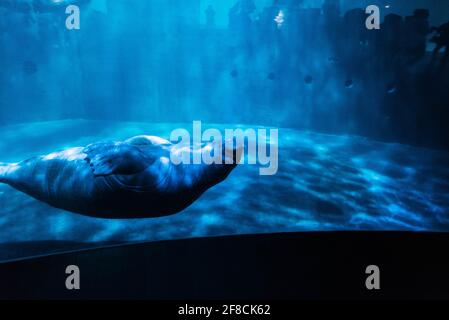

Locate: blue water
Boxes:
[1,1,449,261]
[0,120,448,261]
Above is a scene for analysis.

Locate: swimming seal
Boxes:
[0,135,242,218]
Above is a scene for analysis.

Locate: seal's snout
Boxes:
[223,138,243,165]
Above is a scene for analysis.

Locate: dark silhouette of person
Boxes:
[228,0,256,58]
[343,9,370,46]
[403,9,430,65]
[339,8,370,68]
[205,5,216,28]
[323,0,340,23]
[322,0,341,53]
[430,21,449,69]
[229,0,256,31]
[259,0,280,34]
[377,14,403,67]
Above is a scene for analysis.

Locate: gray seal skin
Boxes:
[0,135,242,219]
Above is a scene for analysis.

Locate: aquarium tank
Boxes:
[0,0,449,264]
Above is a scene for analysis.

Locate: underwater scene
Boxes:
[1,0,449,263]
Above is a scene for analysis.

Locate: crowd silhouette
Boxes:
[203,0,449,148]
[431,21,449,68]
[219,0,449,70]
[0,0,449,149]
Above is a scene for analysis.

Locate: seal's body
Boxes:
[0,135,240,218]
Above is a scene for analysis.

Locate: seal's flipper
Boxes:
[84,142,155,176]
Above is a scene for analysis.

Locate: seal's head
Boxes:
[196,138,243,187]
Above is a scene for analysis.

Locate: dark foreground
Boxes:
[0,232,448,300]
